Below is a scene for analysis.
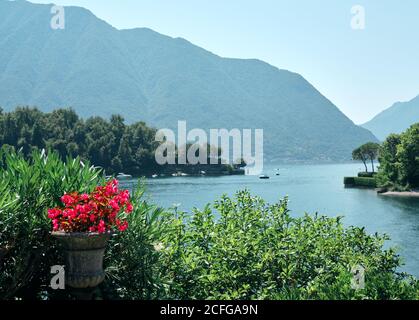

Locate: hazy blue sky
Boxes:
[29,0,418,123]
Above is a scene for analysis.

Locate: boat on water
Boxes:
[172,172,188,177]
[151,174,158,178]
[116,173,133,180]
[259,174,270,179]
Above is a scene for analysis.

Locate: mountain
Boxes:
[0,0,378,161]
[362,95,419,141]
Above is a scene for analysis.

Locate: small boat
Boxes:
[172,172,187,177]
[259,174,270,179]
[116,173,133,180]
[151,174,158,178]
[200,171,206,175]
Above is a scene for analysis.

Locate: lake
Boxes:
[120,163,419,276]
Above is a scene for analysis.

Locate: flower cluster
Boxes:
[48,179,133,233]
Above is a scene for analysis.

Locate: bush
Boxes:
[146,190,418,300]
[344,177,376,188]
[102,182,173,300]
[377,124,419,190]
[344,177,355,185]
[0,148,103,299]
[1,149,418,300]
[353,177,377,188]
[358,172,377,178]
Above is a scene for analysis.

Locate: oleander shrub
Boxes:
[0,147,103,299]
[102,182,173,300]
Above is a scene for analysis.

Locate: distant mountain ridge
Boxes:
[0,0,378,161]
[362,95,419,141]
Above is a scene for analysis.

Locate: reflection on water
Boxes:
[379,195,419,215]
[121,163,419,276]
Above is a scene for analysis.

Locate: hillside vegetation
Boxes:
[0,0,377,161]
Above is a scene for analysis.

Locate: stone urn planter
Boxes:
[52,231,111,289]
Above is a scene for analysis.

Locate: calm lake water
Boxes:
[120,163,419,276]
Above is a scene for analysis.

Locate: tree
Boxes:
[352,142,380,172]
[363,142,380,173]
[376,124,419,190]
[110,114,125,155]
[117,134,134,172]
[377,134,401,187]
[398,123,419,188]
[31,120,45,149]
[0,107,236,177]
[352,146,368,172]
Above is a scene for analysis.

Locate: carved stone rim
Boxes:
[51,231,114,238]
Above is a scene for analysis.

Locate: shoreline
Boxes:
[379,191,419,198]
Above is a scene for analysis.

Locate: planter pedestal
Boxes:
[52,232,111,291]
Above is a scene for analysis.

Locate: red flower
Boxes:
[48,208,61,219]
[97,220,106,234]
[126,203,133,213]
[109,199,120,211]
[52,219,59,231]
[80,193,89,201]
[61,194,76,205]
[116,219,128,232]
[48,180,132,233]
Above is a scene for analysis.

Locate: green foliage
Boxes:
[0,0,378,162]
[0,107,235,176]
[377,124,419,190]
[102,182,173,300]
[344,177,355,185]
[397,123,419,187]
[352,142,381,173]
[344,177,376,188]
[352,177,377,188]
[0,147,103,299]
[137,190,417,300]
[0,107,161,176]
[1,148,418,300]
[358,172,377,178]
